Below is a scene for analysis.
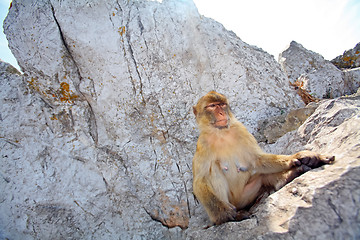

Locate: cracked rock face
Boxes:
[1,0,359,239]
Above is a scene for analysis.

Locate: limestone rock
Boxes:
[342,67,360,96]
[279,41,346,99]
[2,0,359,238]
[256,102,318,143]
[331,42,360,69]
[2,0,301,239]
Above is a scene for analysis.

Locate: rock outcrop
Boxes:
[331,42,360,69]
[279,41,360,99]
[1,0,359,239]
[256,103,318,143]
[1,0,300,238]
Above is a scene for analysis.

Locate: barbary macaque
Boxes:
[192,91,334,225]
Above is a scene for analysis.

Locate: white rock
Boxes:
[2,0,358,239]
[279,41,345,98]
[2,0,301,238]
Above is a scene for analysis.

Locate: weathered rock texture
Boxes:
[332,42,360,69]
[279,41,360,99]
[1,0,301,238]
[256,103,318,143]
[1,0,359,239]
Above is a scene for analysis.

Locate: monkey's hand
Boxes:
[294,150,335,168]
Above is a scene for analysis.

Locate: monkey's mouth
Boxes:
[214,119,228,128]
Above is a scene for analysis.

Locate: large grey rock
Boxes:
[279,41,349,99]
[342,67,360,96]
[1,0,359,239]
[2,0,301,239]
[256,102,318,143]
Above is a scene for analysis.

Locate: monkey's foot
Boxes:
[212,203,237,225]
[295,151,335,168]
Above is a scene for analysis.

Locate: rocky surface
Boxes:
[332,42,360,69]
[255,103,318,143]
[279,41,360,99]
[1,0,359,239]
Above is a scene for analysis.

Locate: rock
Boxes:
[279,41,345,99]
[331,42,360,69]
[256,102,318,143]
[1,0,301,239]
[188,96,360,239]
[342,67,360,96]
[2,0,359,239]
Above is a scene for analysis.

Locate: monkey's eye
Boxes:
[206,104,217,109]
[219,103,227,108]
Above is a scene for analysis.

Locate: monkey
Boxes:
[192,91,334,226]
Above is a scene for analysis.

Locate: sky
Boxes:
[1,0,359,71]
[0,0,18,69]
[193,0,360,60]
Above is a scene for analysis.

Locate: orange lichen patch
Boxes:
[118,26,126,36]
[149,191,189,229]
[27,77,79,104]
[50,115,58,120]
[27,77,41,92]
[289,79,319,105]
[343,56,351,62]
[59,82,78,103]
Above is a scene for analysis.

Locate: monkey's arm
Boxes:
[255,153,298,174]
[256,151,334,174]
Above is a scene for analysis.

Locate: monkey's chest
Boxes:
[215,159,251,185]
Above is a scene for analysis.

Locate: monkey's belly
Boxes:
[218,161,252,203]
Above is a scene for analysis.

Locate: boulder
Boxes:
[1,0,359,239]
[279,41,345,99]
[256,102,318,143]
[331,42,360,69]
[342,67,360,96]
[2,0,300,238]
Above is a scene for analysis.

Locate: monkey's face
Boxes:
[204,102,230,129]
[193,91,232,130]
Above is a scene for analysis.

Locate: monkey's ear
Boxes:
[193,106,197,116]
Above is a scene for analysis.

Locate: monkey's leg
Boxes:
[261,165,311,190]
[237,166,310,211]
[193,176,236,225]
[255,153,301,174]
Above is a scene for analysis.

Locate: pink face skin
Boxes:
[205,102,229,128]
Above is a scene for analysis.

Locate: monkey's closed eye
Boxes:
[205,103,227,109]
[205,104,217,109]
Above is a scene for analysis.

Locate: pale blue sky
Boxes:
[0,0,18,69]
[193,0,360,60]
[1,0,359,71]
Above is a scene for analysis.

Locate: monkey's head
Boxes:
[193,91,233,130]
